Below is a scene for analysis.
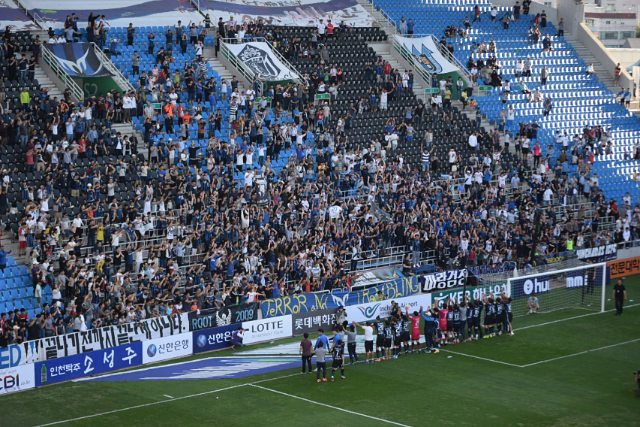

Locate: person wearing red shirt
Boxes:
[326,20,334,37]
[406,306,422,352]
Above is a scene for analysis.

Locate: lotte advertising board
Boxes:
[241,315,293,345]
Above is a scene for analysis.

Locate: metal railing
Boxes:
[390,36,433,101]
[41,43,84,101]
[91,42,136,93]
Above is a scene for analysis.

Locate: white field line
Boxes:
[35,371,302,427]
[520,337,640,368]
[438,349,523,368]
[515,302,640,332]
[162,394,174,399]
[250,384,413,427]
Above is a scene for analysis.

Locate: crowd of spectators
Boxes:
[0,10,631,346]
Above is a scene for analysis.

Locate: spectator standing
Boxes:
[314,341,328,383]
[612,278,627,315]
[300,332,313,373]
[399,16,408,36]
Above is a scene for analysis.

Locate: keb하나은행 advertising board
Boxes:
[345,294,432,323]
[35,342,143,386]
[192,324,237,354]
[142,332,193,364]
[242,315,293,345]
[0,364,35,395]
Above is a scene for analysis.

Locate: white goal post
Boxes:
[506,262,608,317]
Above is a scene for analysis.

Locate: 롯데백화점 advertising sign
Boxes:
[192,324,237,354]
[292,309,338,335]
[142,332,193,364]
[0,364,35,395]
[35,342,143,386]
[242,315,293,345]
[345,294,432,323]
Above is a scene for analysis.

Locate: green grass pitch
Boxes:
[1,279,639,427]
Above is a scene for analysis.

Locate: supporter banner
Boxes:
[394,35,459,75]
[261,277,421,318]
[35,342,143,386]
[609,256,640,279]
[46,43,112,77]
[225,42,300,81]
[345,294,432,323]
[0,0,39,31]
[420,269,468,293]
[193,324,237,354]
[242,315,292,345]
[188,303,259,331]
[201,0,373,27]
[431,283,512,307]
[8,313,189,367]
[142,332,192,364]
[292,309,338,336]
[0,364,35,395]
[20,0,203,27]
[576,244,617,262]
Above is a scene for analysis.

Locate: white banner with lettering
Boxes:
[242,315,293,345]
[142,332,193,364]
[4,313,189,367]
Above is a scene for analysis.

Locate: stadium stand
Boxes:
[0,2,635,346]
[372,0,640,206]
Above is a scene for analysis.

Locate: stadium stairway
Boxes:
[33,64,64,100]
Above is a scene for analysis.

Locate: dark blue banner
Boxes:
[193,324,237,354]
[261,277,420,318]
[35,342,143,386]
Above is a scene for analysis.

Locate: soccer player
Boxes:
[465,300,474,342]
[401,313,411,354]
[483,295,496,338]
[406,307,422,352]
[330,338,346,381]
[314,340,328,383]
[503,297,514,336]
[451,304,461,344]
[471,299,482,340]
[495,297,504,335]
[393,316,403,358]
[354,321,374,363]
[438,303,449,345]
[374,316,385,360]
[383,319,393,360]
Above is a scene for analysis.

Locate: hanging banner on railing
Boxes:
[394,35,459,75]
[188,303,259,332]
[345,294,432,323]
[420,269,468,293]
[45,43,113,77]
[225,42,300,81]
[5,313,189,367]
[261,277,421,318]
[576,244,617,262]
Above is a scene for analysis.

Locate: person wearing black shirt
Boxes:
[330,338,346,381]
[471,300,482,340]
[374,316,384,359]
[392,318,402,358]
[383,320,393,360]
[612,279,627,315]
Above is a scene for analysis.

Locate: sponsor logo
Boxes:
[331,293,349,307]
[566,274,588,289]
[146,344,157,358]
[523,278,549,295]
[196,334,208,349]
[357,304,381,319]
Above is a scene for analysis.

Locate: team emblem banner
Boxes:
[394,35,459,75]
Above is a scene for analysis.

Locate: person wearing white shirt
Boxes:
[543,187,553,204]
[468,132,478,150]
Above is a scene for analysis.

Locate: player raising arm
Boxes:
[353,321,375,363]
[406,306,422,353]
